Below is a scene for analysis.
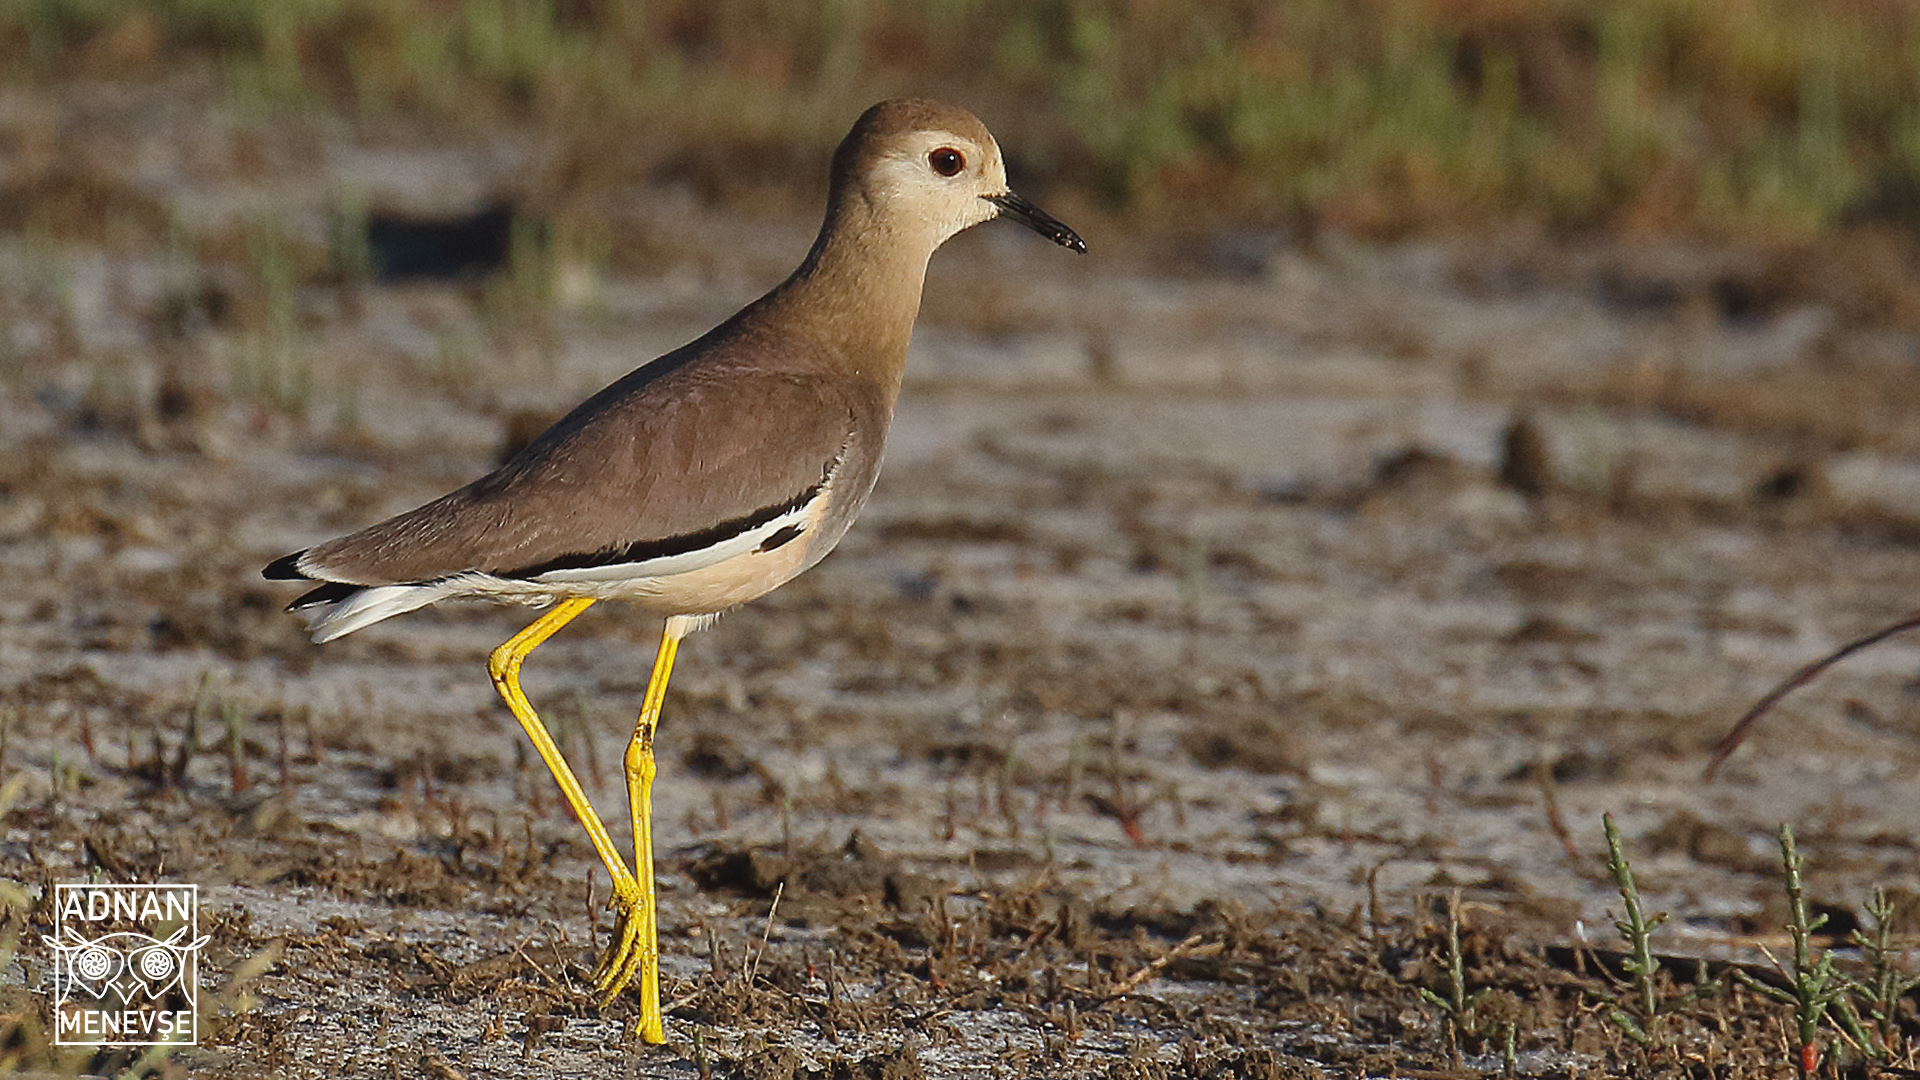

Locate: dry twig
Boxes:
[1705,611,1920,781]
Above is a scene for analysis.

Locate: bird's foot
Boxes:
[592,871,665,1041]
[593,872,647,997]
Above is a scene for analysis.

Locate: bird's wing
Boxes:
[277,359,876,587]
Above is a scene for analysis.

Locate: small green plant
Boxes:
[505,211,553,315]
[477,210,569,369]
[1417,889,1487,1065]
[1735,824,1875,1078]
[1603,811,1659,1045]
[231,220,315,413]
[1844,887,1919,1059]
[1598,812,1713,1048]
[327,189,375,288]
[223,699,249,796]
[692,1027,712,1080]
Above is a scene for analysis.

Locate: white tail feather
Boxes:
[302,584,444,643]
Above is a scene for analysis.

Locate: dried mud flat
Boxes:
[2,84,1920,1078]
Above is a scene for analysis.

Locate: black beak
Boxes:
[985,192,1087,253]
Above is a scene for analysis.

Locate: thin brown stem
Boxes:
[1704,611,1920,782]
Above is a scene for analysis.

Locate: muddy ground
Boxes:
[1,81,1919,1078]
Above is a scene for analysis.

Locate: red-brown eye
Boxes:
[929,147,965,177]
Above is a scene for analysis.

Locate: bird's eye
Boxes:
[928,147,965,177]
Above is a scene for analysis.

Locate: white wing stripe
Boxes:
[526,498,815,585]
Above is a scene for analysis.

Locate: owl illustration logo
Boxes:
[46,884,208,1046]
[48,925,210,1007]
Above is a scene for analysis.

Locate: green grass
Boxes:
[226,217,314,413]
[1598,816,1919,1076]
[6,0,1920,237]
[1735,824,1878,1077]
[1848,887,1920,1058]
[1599,812,1714,1053]
[1415,889,1489,1065]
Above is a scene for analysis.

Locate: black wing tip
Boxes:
[288,581,360,611]
[265,550,362,612]
[263,552,310,581]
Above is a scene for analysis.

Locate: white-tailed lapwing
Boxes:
[266,99,1084,1043]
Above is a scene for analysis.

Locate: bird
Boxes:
[264,99,1085,1044]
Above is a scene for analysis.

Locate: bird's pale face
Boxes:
[868,128,1007,246]
[865,127,1084,254]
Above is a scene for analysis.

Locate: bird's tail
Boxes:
[267,546,446,643]
[288,582,443,643]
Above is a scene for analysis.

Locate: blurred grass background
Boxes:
[4,0,1920,239]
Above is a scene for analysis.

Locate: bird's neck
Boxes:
[764,200,934,382]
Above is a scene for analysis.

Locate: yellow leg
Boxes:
[486,600,652,1016]
[596,619,684,1044]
